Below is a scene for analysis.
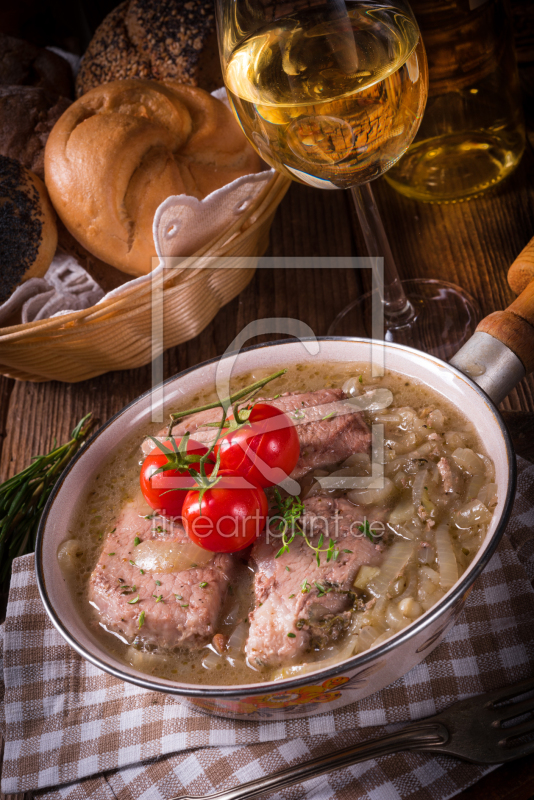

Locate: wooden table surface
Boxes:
[2,65,534,800]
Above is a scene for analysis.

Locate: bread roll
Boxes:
[76,0,222,98]
[0,86,71,179]
[45,79,262,277]
[0,155,57,304]
[0,32,73,98]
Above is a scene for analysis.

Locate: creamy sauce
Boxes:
[60,362,496,685]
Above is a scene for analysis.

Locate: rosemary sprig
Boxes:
[0,413,95,585]
[273,490,340,566]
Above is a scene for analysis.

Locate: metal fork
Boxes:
[173,675,534,800]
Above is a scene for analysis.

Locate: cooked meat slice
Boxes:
[245,496,383,669]
[437,457,458,494]
[145,388,371,479]
[89,494,235,649]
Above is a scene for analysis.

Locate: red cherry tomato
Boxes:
[140,439,213,517]
[182,471,268,552]
[215,403,300,488]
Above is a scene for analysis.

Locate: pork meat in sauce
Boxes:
[89,496,235,649]
[66,364,497,686]
[147,388,371,479]
[247,497,383,668]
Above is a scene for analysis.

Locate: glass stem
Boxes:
[350,183,415,325]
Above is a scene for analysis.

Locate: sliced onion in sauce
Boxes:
[347,477,395,506]
[389,499,416,527]
[466,474,485,501]
[412,468,427,505]
[134,539,214,573]
[477,482,498,509]
[127,647,168,672]
[57,539,84,575]
[452,448,485,476]
[346,388,394,412]
[454,500,492,529]
[435,525,458,590]
[367,540,413,598]
[202,647,222,670]
[227,621,248,659]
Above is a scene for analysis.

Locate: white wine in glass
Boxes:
[224,3,426,189]
[217,0,480,357]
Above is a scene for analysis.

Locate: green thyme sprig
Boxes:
[273,490,340,567]
[168,369,287,432]
[0,413,95,585]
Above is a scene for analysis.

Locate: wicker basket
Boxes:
[0,173,290,383]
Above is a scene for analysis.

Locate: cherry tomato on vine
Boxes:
[140,439,214,517]
[215,403,300,488]
[182,471,268,552]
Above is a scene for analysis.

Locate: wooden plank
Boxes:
[456,754,534,800]
[0,377,14,467]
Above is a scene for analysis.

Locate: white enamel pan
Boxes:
[35,241,534,721]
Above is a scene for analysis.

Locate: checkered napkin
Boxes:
[1,458,534,800]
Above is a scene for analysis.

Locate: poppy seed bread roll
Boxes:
[0,155,57,304]
[75,0,222,97]
[44,80,262,277]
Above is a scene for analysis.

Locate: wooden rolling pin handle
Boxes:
[477,281,534,374]
[508,235,534,295]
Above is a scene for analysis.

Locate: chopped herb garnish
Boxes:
[285,566,290,572]
[138,610,145,628]
[139,569,145,575]
[289,593,295,598]
[180,603,189,608]
[134,537,140,546]
[321,412,335,421]
[301,578,310,594]
[155,580,161,586]
[199,581,208,588]
[287,632,296,638]
[359,375,363,383]
[153,594,163,603]
[175,594,183,600]
[128,595,140,604]
[129,560,135,566]
[273,490,334,566]
[292,409,305,420]
[343,549,353,554]
[358,520,374,542]
[108,552,115,556]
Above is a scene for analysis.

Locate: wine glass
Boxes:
[215,0,479,357]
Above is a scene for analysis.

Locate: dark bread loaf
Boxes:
[0,32,73,97]
[76,0,222,97]
[0,86,71,179]
[0,155,57,304]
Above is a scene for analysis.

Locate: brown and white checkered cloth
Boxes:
[1,457,534,800]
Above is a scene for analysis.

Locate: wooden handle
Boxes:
[477,281,534,373]
[508,236,534,294]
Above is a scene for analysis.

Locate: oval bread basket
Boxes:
[0,173,290,383]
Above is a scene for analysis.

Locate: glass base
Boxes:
[328,278,480,362]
